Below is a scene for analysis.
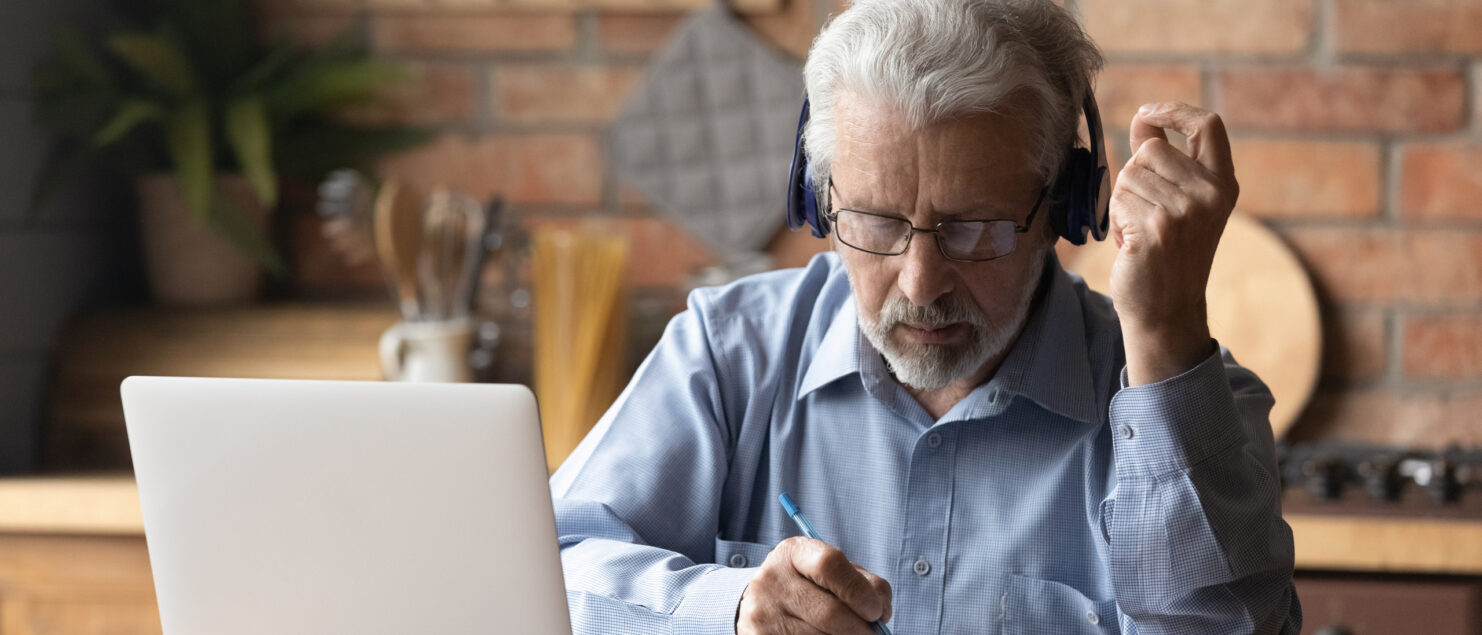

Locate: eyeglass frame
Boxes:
[824,180,1050,263]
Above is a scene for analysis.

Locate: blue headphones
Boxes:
[785,92,1111,245]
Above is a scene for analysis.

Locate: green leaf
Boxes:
[92,98,163,147]
[165,99,213,221]
[207,186,287,276]
[106,32,198,97]
[26,142,94,219]
[224,95,277,208]
[266,59,411,120]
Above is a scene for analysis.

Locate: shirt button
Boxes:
[1119,425,1135,440]
[913,558,931,576]
[1086,610,1099,625]
[728,553,748,568]
[926,432,942,449]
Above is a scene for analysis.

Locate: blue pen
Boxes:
[778,493,894,635]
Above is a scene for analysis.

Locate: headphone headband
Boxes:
[787,91,1110,245]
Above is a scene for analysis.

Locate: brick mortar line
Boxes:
[1100,52,1315,66]
[475,59,496,134]
[1311,0,1335,66]
[1261,217,1482,231]
[1383,304,1404,390]
[1381,136,1399,222]
[1157,57,1473,72]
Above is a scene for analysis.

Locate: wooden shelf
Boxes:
[1288,513,1482,575]
[0,475,143,535]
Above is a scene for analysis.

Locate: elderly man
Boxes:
[551,0,1300,633]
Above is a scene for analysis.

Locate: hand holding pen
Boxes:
[733,492,895,635]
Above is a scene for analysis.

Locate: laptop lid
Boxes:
[121,377,571,635]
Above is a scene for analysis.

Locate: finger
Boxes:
[1128,105,1168,156]
[1131,137,1217,192]
[781,585,876,635]
[787,539,885,623]
[1119,161,1191,219]
[854,564,893,623]
[1131,102,1234,179]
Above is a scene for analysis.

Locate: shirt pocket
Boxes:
[714,536,776,570]
[1003,574,1118,635]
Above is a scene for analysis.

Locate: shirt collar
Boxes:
[797,295,865,397]
[796,252,1100,425]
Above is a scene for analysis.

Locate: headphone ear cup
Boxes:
[1056,147,1097,245]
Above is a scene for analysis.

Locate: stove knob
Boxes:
[1302,456,1345,500]
[1358,455,1402,502]
[1426,459,1460,504]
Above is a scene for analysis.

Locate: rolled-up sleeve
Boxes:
[1102,343,1302,635]
[549,291,753,635]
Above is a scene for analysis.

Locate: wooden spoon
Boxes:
[373,180,424,321]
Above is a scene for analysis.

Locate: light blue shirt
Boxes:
[551,251,1301,634]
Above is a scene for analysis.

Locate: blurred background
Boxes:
[0,0,1479,633]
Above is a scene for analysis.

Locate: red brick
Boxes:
[1229,139,1381,218]
[522,215,717,288]
[378,133,602,205]
[379,135,507,201]
[504,134,604,205]
[1289,389,1482,448]
[373,14,576,53]
[343,61,480,126]
[597,13,684,55]
[1400,143,1482,221]
[1283,228,1482,305]
[1334,0,1482,54]
[493,65,643,124]
[1322,309,1388,382]
[1094,65,1204,132]
[1403,314,1482,379]
[1081,0,1314,55]
[1218,67,1467,133]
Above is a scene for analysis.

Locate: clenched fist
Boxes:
[1109,102,1238,386]
[736,537,892,635]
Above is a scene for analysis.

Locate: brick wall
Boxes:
[254,0,1482,449]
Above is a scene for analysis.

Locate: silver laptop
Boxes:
[121,377,572,635]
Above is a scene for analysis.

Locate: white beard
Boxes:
[853,254,1044,391]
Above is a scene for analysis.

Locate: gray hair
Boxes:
[802,0,1103,205]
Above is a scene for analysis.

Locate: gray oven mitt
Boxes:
[606,4,805,263]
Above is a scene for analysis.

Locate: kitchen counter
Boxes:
[0,474,144,535]
[2,476,1481,575]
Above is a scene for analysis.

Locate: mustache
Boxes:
[877,294,986,330]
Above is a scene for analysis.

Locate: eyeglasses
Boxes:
[825,183,1048,262]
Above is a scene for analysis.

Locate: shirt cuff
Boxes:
[1108,342,1247,478]
[672,564,755,635]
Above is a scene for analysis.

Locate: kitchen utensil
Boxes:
[315,169,378,266]
[1065,212,1321,437]
[373,180,424,321]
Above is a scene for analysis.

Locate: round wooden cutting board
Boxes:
[1065,212,1320,438]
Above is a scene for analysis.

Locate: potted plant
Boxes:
[29,0,431,305]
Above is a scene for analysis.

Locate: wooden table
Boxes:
[0,476,157,635]
[3,476,1482,634]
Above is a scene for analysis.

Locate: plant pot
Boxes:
[136,173,271,306]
